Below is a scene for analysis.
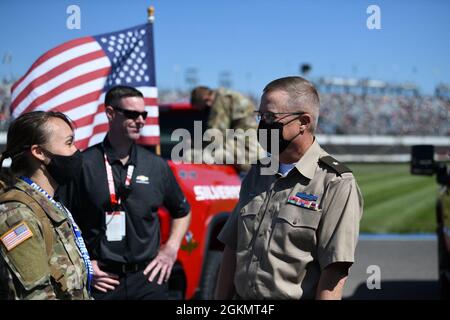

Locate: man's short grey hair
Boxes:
[263,76,320,133]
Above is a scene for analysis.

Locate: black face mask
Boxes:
[257,118,301,155]
[41,149,83,186]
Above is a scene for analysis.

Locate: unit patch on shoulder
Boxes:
[319,156,352,175]
[1,221,33,251]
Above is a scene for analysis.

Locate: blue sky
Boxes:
[0,0,449,95]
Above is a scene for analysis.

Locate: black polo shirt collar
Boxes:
[102,135,138,166]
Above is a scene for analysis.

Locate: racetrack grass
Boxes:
[349,163,438,234]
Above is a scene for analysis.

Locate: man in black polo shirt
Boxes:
[58,86,191,300]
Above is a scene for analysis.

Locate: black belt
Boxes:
[101,261,149,274]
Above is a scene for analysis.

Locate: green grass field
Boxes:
[350,163,438,234]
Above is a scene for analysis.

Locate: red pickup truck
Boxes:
[157,102,241,299]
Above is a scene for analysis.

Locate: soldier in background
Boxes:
[0,111,92,299]
[191,86,262,174]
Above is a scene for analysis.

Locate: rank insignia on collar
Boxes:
[287,193,320,211]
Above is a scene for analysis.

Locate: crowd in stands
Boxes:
[317,93,450,136]
[159,87,450,136]
[0,79,12,131]
[158,89,191,104]
[1,81,449,136]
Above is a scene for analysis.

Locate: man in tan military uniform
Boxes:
[216,76,363,300]
[0,178,91,299]
[191,86,261,172]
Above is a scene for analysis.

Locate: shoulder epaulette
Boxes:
[319,155,352,175]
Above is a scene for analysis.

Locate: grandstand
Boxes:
[157,77,450,163]
[0,78,12,131]
[1,77,449,163]
[312,77,450,162]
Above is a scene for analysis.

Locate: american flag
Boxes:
[0,222,33,251]
[10,23,159,149]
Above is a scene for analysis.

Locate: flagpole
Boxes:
[147,5,161,156]
[147,5,155,23]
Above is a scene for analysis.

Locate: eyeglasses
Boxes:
[254,111,305,124]
[112,106,148,120]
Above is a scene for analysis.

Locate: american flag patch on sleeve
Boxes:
[1,222,33,251]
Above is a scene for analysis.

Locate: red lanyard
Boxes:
[104,154,135,207]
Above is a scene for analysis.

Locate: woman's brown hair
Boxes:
[0,111,73,179]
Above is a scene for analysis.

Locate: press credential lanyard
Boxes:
[104,154,134,208]
[104,154,134,241]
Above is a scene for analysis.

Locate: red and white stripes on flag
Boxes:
[10,23,159,150]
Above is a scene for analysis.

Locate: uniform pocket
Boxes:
[1,233,50,291]
[277,204,321,229]
[237,200,263,250]
[270,204,322,257]
[53,221,84,291]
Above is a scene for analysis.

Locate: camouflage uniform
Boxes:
[0,179,90,300]
[205,88,263,172]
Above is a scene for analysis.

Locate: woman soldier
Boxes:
[0,111,92,299]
